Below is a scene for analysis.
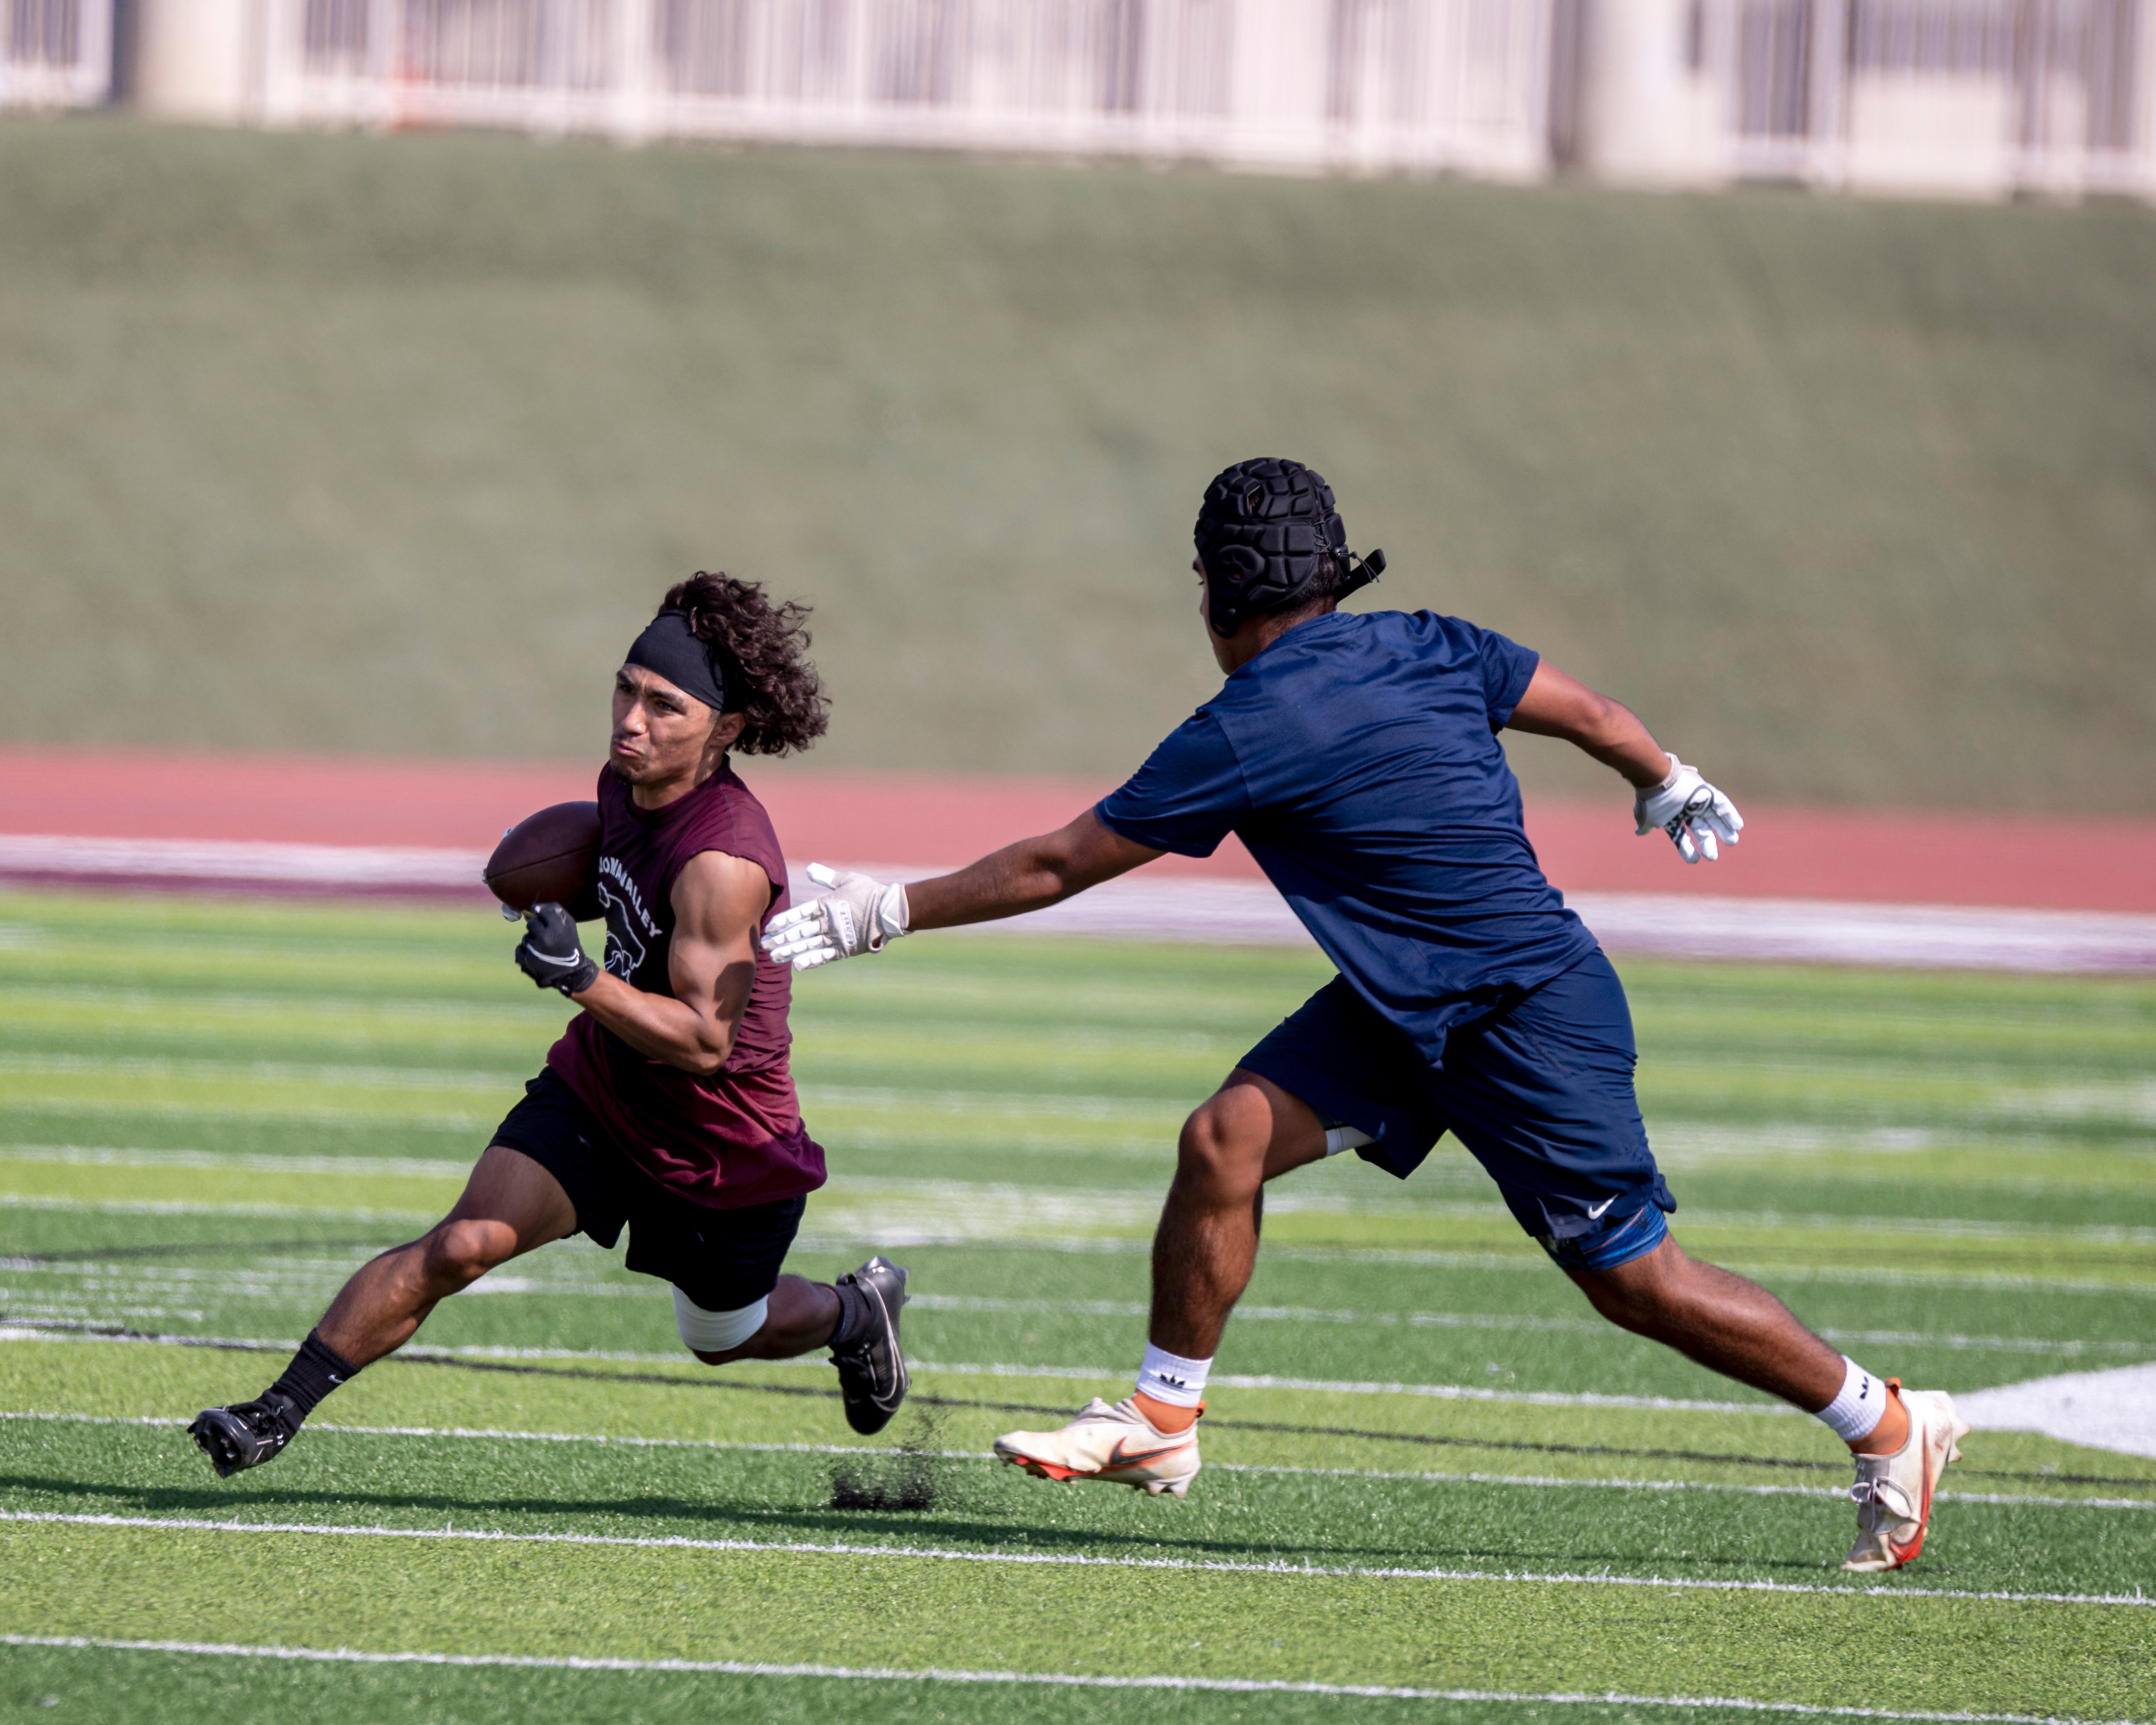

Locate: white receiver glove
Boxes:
[1634,755,1744,865]
[760,862,911,971]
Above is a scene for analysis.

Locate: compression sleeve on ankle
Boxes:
[268,1330,362,1420]
[1813,1355,1889,1443]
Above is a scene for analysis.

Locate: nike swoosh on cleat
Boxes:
[1105,1438,1185,1470]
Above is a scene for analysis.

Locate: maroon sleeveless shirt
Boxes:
[546,761,826,1209]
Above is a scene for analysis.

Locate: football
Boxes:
[484,801,602,917]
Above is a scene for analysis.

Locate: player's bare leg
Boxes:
[993,1071,1321,1495]
[1570,1232,1968,1569]
[1570,1238,1908,1452]
[193,1147,905,1474]
[1145,1071,1328,1369]
[317,1144,578,1366]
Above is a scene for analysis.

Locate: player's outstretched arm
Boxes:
[517,850,768,1076]
[1506,661,1743,864]
[763,810,1161,972]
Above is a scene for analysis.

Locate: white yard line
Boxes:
[0,1321,1792,1411]
[2,1508,2149,1608]
[0,1632,2143,1723]
[0,1194,439,1223]
[0,1144,473,1180]
[0,1635,2141,1725]
[12,1265,2137,1357]
[898,1293,2150,1358]
[7,1408,2147,1511]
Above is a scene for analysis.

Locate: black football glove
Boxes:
[515,902,599,996]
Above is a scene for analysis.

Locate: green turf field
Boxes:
[2,119,2153,808]
[1,889,2152,1723]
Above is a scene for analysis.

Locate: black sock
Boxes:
[829,1279,868,1352]
[265,1330,361,1427]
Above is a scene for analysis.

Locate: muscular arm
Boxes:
[569,850,769,1077]
[1505,661,1672,789]
[905,809,1161,931]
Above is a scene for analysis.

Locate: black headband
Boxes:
[624,610,731,713]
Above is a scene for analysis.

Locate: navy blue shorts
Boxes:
[491,1070,805,1312]
[1239,948,1675,1273]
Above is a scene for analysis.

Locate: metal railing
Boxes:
[1693,0,2154,195]
[252,0,1561,178]
[1,0,111,106]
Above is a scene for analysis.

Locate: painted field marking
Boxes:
[0,1195,440,1223]
[8,1408,2148,1511]
[899,1293,2152,1359]
[0,1635,2142,1725]
[0,1144,475,1180]
[11,1258,2138,1359]
[0,1099,494,1131]
[1,1509,2149,1607]
[0,1321,1799,1413]
[0,1051,522,1094]
[874,1236,2156,1300]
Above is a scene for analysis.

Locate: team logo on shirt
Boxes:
[598,855,659,980]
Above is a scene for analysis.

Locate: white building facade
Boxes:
[8,0,2153,200]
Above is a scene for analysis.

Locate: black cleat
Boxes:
[831,1255,910,1435]
[188,1393,300,1478]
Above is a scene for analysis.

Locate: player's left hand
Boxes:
[516,902,600,995]
[1634,757,1744,864]
[760,863,911,971]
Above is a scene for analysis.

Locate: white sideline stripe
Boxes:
[0,1144,473,1180]
[915,1357,1795,1414]
[823,863,2156,973]
[9,1409,2149,1512]
[1955,1365,2156,1462]
[7,832,2156,972]
[1,1636,2141,1725]
[3,1509,2149,1608]
[899,1294,2151,1359]
[798,1234,2156,1299]
[10,1261,2134,1358]
[0,1194,439,1222]
[0,1323,1794,1412]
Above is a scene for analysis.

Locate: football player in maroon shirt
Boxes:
[190,574,908,1478]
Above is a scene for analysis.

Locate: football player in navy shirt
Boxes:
[767,461,1968,1572]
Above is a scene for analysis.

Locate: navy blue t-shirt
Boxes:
[1096,609,1598,1060]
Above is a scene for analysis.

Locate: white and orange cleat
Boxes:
[993,1397,1202,1498]
[1842,1382,1971,1572]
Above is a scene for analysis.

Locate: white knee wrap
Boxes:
[674,1287,769,1354]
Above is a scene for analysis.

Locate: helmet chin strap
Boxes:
[1335,547,1386,601]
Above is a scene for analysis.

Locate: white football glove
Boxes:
[760,862,911,971]
[1634,755,1744,865]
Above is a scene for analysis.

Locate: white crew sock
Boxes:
[1134,1343,1211,1409]
[1813,1355,1890,1444]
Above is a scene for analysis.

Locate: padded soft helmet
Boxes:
[1193,458,1382,637]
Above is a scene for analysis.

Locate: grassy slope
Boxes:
[1,120,2152,807]
[0,891,2152,1720]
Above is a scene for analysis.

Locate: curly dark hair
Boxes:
[661,572,829,757]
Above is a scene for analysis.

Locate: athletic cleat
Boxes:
[1842,1382,1970,1572]
[994,1396,1202,1498]
[831,1255,910,1435]
[188,1393,300,1479]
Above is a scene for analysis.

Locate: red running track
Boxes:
[2,745,2150,912]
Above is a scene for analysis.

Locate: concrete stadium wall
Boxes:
[0,119,2151,812]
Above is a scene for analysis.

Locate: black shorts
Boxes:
[490,1069,805,1312]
